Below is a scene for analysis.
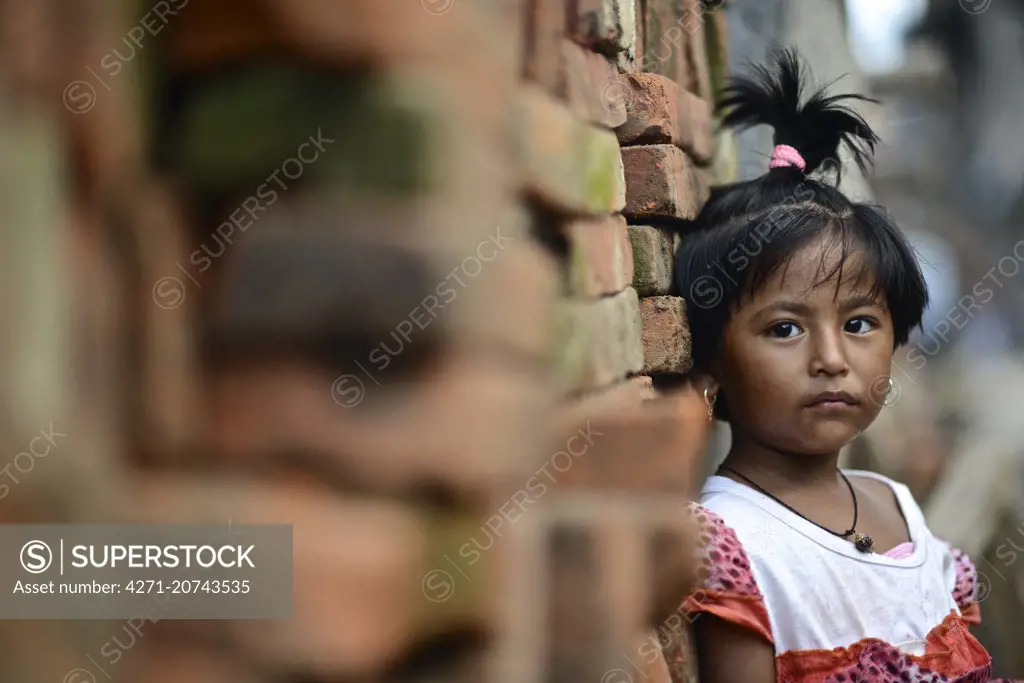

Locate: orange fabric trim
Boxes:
[775,611,990,682]
[683,589,774,645]
[958,601,981,626]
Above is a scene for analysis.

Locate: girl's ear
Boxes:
[700,374,720,399]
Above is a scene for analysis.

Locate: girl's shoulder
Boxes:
[841,470,975,569]
[842,467,933,538]
[840,468,917,503]
[841,468,921,512]
[683,499,774,644]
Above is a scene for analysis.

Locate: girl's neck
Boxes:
[719,433,843,495]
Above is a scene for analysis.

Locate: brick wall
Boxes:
[0,0,731,681]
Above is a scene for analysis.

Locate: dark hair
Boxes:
[675,49,928,416]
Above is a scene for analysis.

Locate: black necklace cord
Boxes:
[718,466,863,542]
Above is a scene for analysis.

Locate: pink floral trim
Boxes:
[687,503,761,598]
[951,546,978,609]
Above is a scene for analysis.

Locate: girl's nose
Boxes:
[809,329,850,376]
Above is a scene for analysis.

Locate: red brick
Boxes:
[546,523,615,681]
[546,376,656,432]
[128,179,200,462]
[551,382,709,493]
[630,0,645,72]
[499,0,529,77]
[517,85,626,215]
[445,234,561,360]
[120,641,264,683]
[616,72,712,163]
[594,375,659,406]
[0,621,84,683]
[640,296,692,374]
[557,288,643,391]
[628,225,675,296]
[569,0,637,65]
[502,495,700,679]
[622,144,709,220]
[210,226,442,356]
[209,202,550,359]
[162,0,520,202]
[205,351,555,507]
[68,206,174,519]
[165,0,515,73]
[647,511,703,626]
[567,214,634,297]
[562,40,627,129]
[0,1,60,100]
[684,0,714,102]
[524,0,567,98]
[126,474,494,679]
[707,5,730,99]
[639,0,689,85]
[63,11,146,199]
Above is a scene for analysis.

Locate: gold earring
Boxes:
[703,388,717,421]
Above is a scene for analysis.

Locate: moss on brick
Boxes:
[553,300,591,393]
[517,86,625,215]
[584,133,624,213]
[170,65,433,196]
[630,235,654,283]
[415,510,491,631]
[628,225,673,296]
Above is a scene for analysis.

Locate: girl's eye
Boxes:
[767,321,803,339]
[845,317,877,334]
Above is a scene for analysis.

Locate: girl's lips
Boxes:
[804,390,859,407]
[806,400,858,411]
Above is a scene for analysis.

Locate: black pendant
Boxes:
[853,532,874,553]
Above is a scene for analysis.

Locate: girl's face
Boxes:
[715,238,894,454]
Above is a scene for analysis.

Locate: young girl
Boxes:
[676,50,1019,683]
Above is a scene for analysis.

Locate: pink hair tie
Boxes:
[769,144,806,171]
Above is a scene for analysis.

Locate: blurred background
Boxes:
[0,0,1021,681]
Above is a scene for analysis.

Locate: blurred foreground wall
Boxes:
[0,0,728,681]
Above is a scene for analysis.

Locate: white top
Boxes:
[699,470,963,656]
